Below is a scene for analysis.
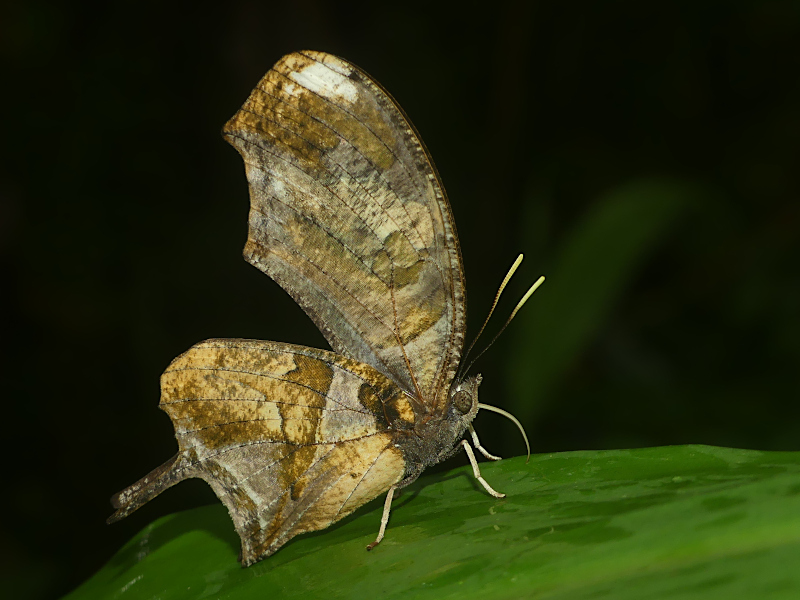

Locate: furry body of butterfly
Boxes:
[108,50,512,566]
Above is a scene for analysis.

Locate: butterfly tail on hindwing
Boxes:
[106,454,187,524]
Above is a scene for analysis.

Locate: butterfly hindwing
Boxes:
[223,51,466,411]
[123,339,413,565]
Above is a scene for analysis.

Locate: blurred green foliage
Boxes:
[509,179,695,420]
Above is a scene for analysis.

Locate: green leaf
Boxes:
[68,445,800,599]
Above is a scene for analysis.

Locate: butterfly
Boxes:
[107,50,543,566]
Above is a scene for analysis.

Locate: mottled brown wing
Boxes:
[159,339,414,565]
[223,50,465,412]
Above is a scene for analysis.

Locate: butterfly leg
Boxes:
[366,469,422,551]
[366,485,396,551]
[468,424,502,461]
[461,440,506,498]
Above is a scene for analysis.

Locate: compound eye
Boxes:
[452,390,472,414]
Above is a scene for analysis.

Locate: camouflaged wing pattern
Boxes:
[223,51,466,414]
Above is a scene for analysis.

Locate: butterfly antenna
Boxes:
[458,254,524,380]
[477,403,531,463]
[461,275,545,378]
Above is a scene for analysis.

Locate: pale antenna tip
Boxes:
[507,275,546,323]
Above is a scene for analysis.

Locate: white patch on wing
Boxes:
[317,369,377,442]
[290,61,358,105]
[244,161,264,185]
[269,176,286,199]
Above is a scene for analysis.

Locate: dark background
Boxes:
[2,1,798,598]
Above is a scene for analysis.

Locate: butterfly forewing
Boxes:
[160,339,411,564]
[223,50,466,410]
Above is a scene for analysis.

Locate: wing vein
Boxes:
[166,365,374,413]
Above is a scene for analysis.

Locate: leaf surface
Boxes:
[67,445,800,600]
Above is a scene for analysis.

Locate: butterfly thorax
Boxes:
[391,375,482,474]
